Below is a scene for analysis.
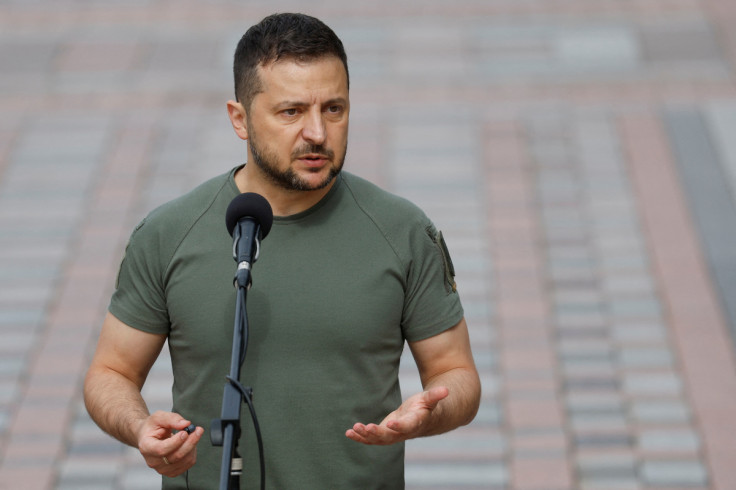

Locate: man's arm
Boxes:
[346,317,481,445]
[84,312,204,477]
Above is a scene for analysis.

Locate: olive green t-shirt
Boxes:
[110,167,463,489]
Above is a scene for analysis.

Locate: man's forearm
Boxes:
[420,366,481,437]
[84,367,150,447]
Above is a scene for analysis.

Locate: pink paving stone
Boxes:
[498,301,548,322]
[8,406,69,437]
[46,305,100,330]
[511,456,573,490]
[22,383,78,404]
[2,434,63,461]
[0,466,55,490]
[512,430,568,454]
[506,398,565,429]
[31,349,88,378]
[500,325,556,345]
[505,375,559,396]
[502,346,557,372]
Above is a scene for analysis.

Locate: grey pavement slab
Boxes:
[665,107,736,352]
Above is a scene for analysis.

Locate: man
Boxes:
[84,12,480,489]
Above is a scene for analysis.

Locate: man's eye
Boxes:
[282,108,298,116]
[327,105,342,113]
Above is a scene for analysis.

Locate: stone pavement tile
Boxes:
[617,346,673,369]
[118,466,160,490]
[0,39,57,75]
[511,455,573,490]
[577,450,638,488]
[511,428,567,458]
[56,454,123,488]
[574,431,633,451]
[405,461,508,489]
[640,459,709,487]
[601,273,655,297]
[639,20,722,63]
[569,411,628,434]
[705,101,736,199]
[0,467,55,490]
[506,398,565,430]
[406,425,505,461]
[629,400,691,424]
[665,106,736,350]
[637,427,701,455]
[622,372,683,397]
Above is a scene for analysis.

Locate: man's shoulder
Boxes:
[340,172,428,224]
[128,169,235,248]
[339,172,437,262]
[148,169,233,224]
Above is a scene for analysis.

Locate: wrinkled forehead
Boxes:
[255,56,349,100]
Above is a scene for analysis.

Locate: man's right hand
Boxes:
[138,411,204,478]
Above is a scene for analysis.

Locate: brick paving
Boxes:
[1,1,736,489]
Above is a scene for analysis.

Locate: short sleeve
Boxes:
[108,217,171,335]
[400,219,464,342]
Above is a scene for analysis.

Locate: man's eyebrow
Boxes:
[324,97,349,108]
[272,100,309,111]
[272,98,348,111]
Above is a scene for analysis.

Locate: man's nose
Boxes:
[302,109,326,145]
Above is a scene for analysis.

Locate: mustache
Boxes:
[291,144,334,160]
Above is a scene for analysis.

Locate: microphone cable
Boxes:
[226,375,266,490]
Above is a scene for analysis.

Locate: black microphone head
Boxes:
[225,192,274,239]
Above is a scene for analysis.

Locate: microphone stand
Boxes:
[211,230,259,490]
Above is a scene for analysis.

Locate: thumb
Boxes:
[422,386,449,407]
[148,411,191,432]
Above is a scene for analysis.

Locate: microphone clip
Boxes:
[233,260,253,290]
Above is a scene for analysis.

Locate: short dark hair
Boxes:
[233,13,349,110]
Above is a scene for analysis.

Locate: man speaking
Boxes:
[84,12,481,489]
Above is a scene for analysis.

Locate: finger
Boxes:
[346,423,379,444]
[148,411,192,432]
[353,423,399,445]
[385,414,419,434]
[168,426,204,463]
[151,431,201,478]
[140,428,189,461]
[345,429,369,444]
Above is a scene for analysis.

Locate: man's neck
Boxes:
[233,164,337,217]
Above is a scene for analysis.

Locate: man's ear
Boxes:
[226,100,249,141]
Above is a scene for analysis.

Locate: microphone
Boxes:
[226,193,273,287]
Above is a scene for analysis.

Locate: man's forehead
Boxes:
[255,57,349,100]
[258,56,346,82]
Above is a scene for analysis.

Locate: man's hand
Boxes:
[345,386,449,445]
[138,411,204,477]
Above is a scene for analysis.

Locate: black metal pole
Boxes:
[213,266,251,490]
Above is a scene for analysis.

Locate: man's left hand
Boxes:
[345,386,449,445]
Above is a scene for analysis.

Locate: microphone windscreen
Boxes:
[225,193,274,239]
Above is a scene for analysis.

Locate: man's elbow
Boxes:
[458,369,482,427]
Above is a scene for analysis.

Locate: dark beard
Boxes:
[249,137,345,192]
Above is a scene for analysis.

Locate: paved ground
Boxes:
[1,0,736,489]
